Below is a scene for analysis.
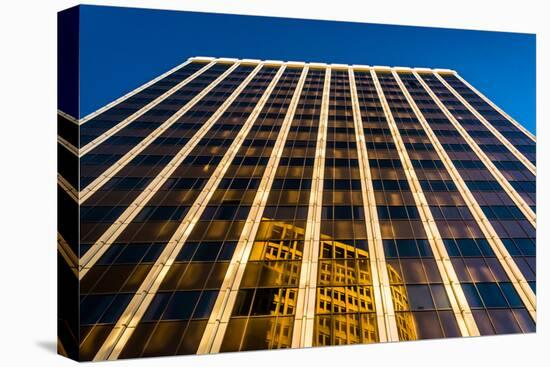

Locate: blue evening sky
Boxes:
[78,5,536,134]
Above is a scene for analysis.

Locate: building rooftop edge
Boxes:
[187,56,457,73]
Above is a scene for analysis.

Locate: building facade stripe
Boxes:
[60,57,537,361]
[93,64,286,360]
[78,58,207,125]
[349,68,399,342]
[413,72,536,229]
[395,70,535,329]
[78,62,239,204]
[451,72,536,143]
[58,233,78,277]
[291,66,331,348]
[58,135,78,157]
[393,70,496,335]
[412,71,536,317]
[197,66,309,354]
[434,73,535,174]
[58,109,79,125]
[78,62,259,279]
[79,61,216,157]
[372,69,477,337]
[58,173,78,203]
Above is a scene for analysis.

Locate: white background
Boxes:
[0,0,547,365]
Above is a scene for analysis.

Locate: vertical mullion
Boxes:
[58,233,78,277]
[348,68,399,342]
[292,66,331,348]
[391,70,483,336]
[80,61,217,156]
[451,72,536,143]
[79,58,209,125]
[79,62,237,204]
[413,73,536,227]
[93,63,287,361]
[433,73,535,174]
[78,62,248,278]
[197,66,310,354]
[412,71,536,317]
[58,173,78,202]
[371,69,474,337]
[58,135,78,156]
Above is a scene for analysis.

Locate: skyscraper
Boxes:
[58,56,536,361]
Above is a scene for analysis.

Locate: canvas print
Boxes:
[57,4,536,362]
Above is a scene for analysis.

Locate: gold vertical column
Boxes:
[413,71,536,317]
[449,72,536,142]
[291,65,331,348]
[393,70,490,335]
[79,62,253,278]
[433,72,535,174]
[348,67,399,342]
[79,60,217,156]
[58,136,78,157]
[371,68,478,337]
[58,110,79,125]
[415,72,536,227]
[58,173,78,203]
[197,65,309,354]
[93,63,287,361]
[79,57,213,124]
[58,233,78,277]
[79,62,239,204]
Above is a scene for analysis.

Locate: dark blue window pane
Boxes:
[461,284,483,308]
[476,283,507,308]
[176,243,199,261]
[500,283,524,307]
[100,294,132,323]
[383,240,398,258]
[406,285,435,310]
[456,239,481,257]
[476,239,494,257]
[416,240,433,257]
[163,291,201,320]
[80,294,115,324]
[193,291,218,318]
[443,239,461,257]
[218,242,238,260]
[396,239,418,257]
[193,242,222,261]
[142,293,171,321]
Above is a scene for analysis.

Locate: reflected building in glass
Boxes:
[58,56,536,361]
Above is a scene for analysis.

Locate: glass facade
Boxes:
[58,58,536,361]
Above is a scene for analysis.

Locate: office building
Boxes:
[58,56,536,361]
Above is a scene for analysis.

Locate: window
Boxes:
[98,243,165,265]
[475,283,508,308]
[383,239,432,258]
[133,206,189,222]
[406,285,434,310]
[377,206,420,220]
[81,206,126,222]
[201,205,250,221]
[372,180,410,191]
[430,206,473,220]
[420,180,456,192]
[462,282,521,309]
[324,179,362,190]
[411,160,444,169]
[322,206,364,220]
[481,206,526,220]
[465,180,504,192]
[501,238,536,256]
[80,294,132,325]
